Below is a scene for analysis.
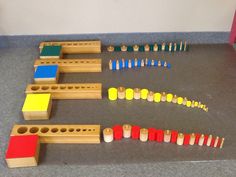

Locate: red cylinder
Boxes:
[203,135,209,145]
[113,125,123,140]
[148,128,156,141]
[183,134,190,145]
[195,133,201,144]
[131,125,140,139]
[156,129,164,143]
[170,130,178,143]
[210,137,215,147]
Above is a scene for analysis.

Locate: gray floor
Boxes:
[0,44,236,176]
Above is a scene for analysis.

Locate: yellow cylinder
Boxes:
[154,92,161,102]
[166,93,173,102]
[108,88,118,101]
[186,100,191,107]
[141,89,149,99]
[125,88,134,100]
[177,97,183,105]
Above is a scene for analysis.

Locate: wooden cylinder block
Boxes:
[107,46,114,52]
[133,45,139,52]
[117,87,125,99]
[141,59,145,67]
[147,91,154,102]
[164,130,171,143]
[220,138,225,148]
[144,44,150,52]
[161,92,167,102]
[109,60,112,70]
[172,95,178,103]
[103,128,113,143]
[123,124,131,138]
[140,128,148,142]
[121,45,127,52]
[214,136,219,148]
[26,83,102,100]
[198,134,205,146]
[153,44,158,51]
[11,124,100,144]
[206,135,212,146]
[134,88,141,99]
[177,133,184,145]
[183,97,188,105]
[189,133,196,145]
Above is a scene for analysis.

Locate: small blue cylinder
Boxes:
[131,59,135,68]
[112,60,116,70]
[125,59,129,69]
[137,59,141,67]
[119,60,123,70]
[167,63,171,69]
[161,60,165,67]
[154,60,158,67]
[147,59,151,67]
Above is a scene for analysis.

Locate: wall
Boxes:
[0,0,235,35]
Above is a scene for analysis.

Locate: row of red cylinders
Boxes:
[112,124,221,147]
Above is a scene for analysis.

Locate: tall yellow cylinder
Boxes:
[125,88,134,100]
[108,87,118,101]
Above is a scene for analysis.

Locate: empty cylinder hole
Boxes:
[17,127,28,134]
[41,127,49,133]
[83,129,87,132]
[60,128,67,132]
[51,128,58,133]
[75,86,80,89]
[29,127,39,134]
[40,62,45,64]
[76,128,81,132]
[41,86,49,90]
[68,86,73,89]
[46,62,50,64]
[60,86,66,89]
[31,86,40,91]
[51,86,58,90]
[88,129,91,131]
[69,128,74,132]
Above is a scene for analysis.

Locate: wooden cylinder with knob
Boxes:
[103,128,113,143]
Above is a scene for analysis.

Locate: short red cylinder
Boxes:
[148,128,156,141]
[113,125,123,140]
[183,134,190,145]
[203,135,209,145]
[131,125,140,139]
[195,133,201,144]
[210,137,215,147]
[170,130,178,143]
[156,129,164,143]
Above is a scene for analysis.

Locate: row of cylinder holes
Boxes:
[17,126,96,134]
[45,42,96,46]
[30,85,97,91]
[39,60,97,65]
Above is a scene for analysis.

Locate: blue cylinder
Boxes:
[112,60,116,70]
